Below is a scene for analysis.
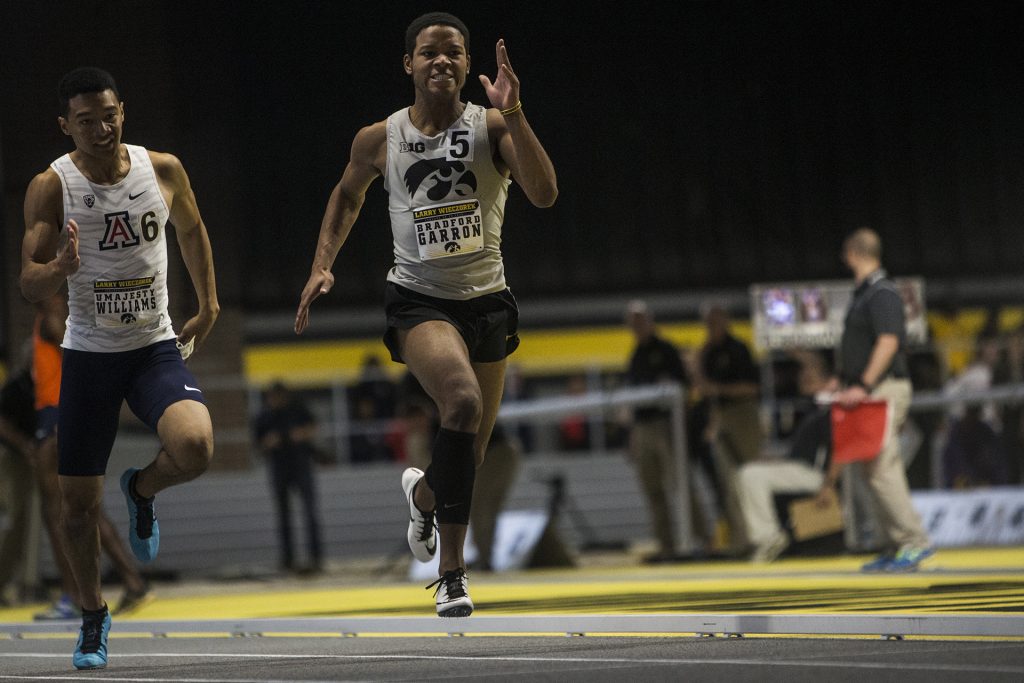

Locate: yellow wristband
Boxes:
[500,101,523,116]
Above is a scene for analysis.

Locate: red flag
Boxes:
[831,400,890,463]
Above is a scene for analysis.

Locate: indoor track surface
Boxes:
[2,547,1022,682]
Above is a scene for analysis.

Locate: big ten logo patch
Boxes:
[99,211,161,250]
[400,141,426,153]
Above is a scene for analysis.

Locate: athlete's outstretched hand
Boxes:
[54,219,81,276]
[479,39,520,111]
[294,268,335,335]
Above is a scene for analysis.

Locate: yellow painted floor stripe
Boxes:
[2,547,1020,625]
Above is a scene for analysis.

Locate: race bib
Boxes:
[413,200,484,261]
[93,276,160,327]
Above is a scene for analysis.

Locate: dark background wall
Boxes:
[3,1,1022,323]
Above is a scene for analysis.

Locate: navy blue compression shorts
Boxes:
[58,339,206,476]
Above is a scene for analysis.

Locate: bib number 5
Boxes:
[446,129,474,162]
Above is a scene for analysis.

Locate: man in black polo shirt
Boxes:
[816,228,932,572]
[625,300,687,562]
[695,305,763,553]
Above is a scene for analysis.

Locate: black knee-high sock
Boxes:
[425,428,476,525]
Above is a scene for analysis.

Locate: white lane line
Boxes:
[0,652,1022,675]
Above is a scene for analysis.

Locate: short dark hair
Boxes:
[58,67,119,116]
[405,12,469,56]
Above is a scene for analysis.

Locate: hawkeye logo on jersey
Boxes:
[404,158,477,203]
[99,211,140,250]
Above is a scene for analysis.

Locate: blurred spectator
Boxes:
[994,322,1024,484]
[502,363,535,452]
[557,374,591,452]
[737,351,833,563]
[624,299,687,562]
[942,336,1001,426]
[994,322,1024,385]
[680,348,723,552]
[469,424,521,572]
[0,364,36,605]
[349,394,391,463]
[693,305,763,553]
[349,355,397,463]
[254,382,325,574]
[940,336,1008,488]
[824,227,931,571]
[351,354,397,418]
[391,371,439,469]
[905,345,944,488]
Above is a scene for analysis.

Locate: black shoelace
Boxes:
[426,568,467,599]
[79,614,105,653]
[135,495,156,539]
[130,474,156,539]
[417,510,436,543]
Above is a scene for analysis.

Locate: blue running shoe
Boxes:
[861,552,895,572]
[73,608,111,670]
[886,547,935,572]
[34,594,80,621]
[120,468,159,563]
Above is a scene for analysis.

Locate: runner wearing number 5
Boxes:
[294,12,556,617]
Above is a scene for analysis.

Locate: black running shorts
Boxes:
[383,283,520,364]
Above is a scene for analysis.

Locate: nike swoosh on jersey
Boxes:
[184,385,202,393]
[128,190,147,200]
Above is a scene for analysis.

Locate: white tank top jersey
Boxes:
[384,102,512,300]
[50,144,176,352]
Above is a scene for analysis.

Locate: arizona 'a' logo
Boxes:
[83,194,95,208]
[404,158,477,203]
[99,211,140,250]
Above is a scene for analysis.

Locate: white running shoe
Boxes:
[749,531,790,564]
[402,468,437,562]
[427,568,474,617]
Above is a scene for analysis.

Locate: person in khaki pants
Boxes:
[624,300,688,562]
[815,227,932,572]
[694,306,763,553]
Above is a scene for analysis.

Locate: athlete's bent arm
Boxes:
[480,40,558,208]
[20,170,79,303]
[294,123,385,334]
[154,152,220,348]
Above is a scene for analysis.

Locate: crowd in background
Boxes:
[249,303,1024,564]
[2,303,1023,600]
[292,308,1024,487]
